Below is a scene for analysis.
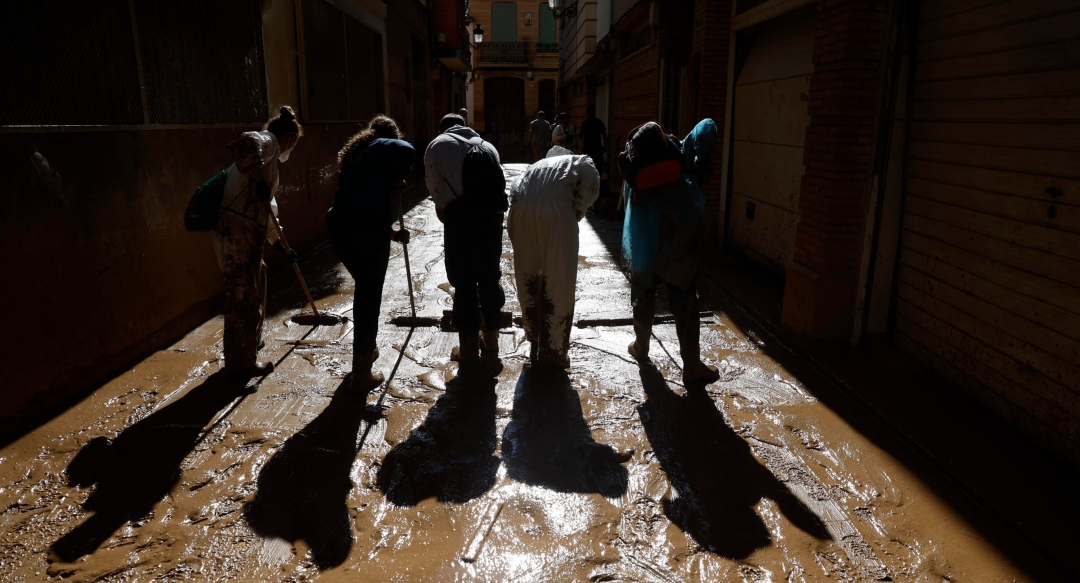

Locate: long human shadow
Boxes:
[51,370,250,562]
[637,365,829,559]
[244,378,373,570]
[377,369,499,505]
[502,365,630,498]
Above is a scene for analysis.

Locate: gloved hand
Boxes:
[392,229,411,244]
[273,240,298,263]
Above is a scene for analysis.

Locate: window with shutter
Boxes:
[492,3,518,42]
[538,3,556,52]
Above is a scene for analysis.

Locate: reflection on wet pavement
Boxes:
[0,165,1063,581]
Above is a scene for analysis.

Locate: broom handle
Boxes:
[398,193,417,319]
[270,215,321,316]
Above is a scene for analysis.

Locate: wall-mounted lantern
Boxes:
[548,0,579,20]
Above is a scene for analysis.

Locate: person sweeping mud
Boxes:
[620,121,720,384]
[214,106,303,379]
[425,113,507,374]
[327,116,415,391]
[508,146,599,368]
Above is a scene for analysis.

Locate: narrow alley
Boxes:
[1,165,1073,582]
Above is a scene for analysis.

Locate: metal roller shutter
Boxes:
[729,6,816,275]
[896,0,1080,459]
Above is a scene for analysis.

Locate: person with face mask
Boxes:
[214,105,303,380]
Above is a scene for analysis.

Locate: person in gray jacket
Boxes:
[424,114,507,374]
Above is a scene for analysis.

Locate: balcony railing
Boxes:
[479,41,527,63]
[536,42,558,54]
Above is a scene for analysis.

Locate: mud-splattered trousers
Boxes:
[507,154,600,361]
[443,206,506,335]
[216,208,271,370]
[213,150,284,371]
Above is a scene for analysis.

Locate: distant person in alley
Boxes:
[214,106,303,379]
[526,110,553,161]
[620,121,720,384]
[425,113,508,374]
[552,112,577,152]
[508,146,600,368]
[327,115,414,391]
[580,104,608,178]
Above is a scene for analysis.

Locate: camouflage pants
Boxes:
[219,213,268,370]
[223,258,267,370]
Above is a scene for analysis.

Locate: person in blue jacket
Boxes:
[621,119,721,384]
[327,116,415,391]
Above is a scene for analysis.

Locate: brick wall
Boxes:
[610,43,658,149]
[691,0,732,243]
[781,0,888,339]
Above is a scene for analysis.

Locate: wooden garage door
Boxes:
[896,0,1080,459]
[729,6,815,274]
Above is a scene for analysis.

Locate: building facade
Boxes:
[560,0,1080,466]
[465,1,561,160]
[0,0,461,439]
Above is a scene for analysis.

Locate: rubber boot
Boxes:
[674,312,720,384]
[481,330,503,376]
[628,294,655,361]
[451,332,480,363]
[352,351,384,392]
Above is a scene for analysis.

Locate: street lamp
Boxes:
[473,24,484,46]
[548,0,579,20]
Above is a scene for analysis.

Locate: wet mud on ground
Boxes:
[1,165,1073,581]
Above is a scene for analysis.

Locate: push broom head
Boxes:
[290,312,349,326]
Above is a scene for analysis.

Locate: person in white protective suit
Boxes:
[507,146,600,368]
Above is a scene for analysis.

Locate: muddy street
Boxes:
[0,164,1068,582]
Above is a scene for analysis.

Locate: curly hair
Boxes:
[337,115,403,166]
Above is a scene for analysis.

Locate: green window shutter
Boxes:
[492,2,517,42]
[539,4,556,45]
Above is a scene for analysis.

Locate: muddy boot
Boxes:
[352,351,384,392]
[481,330,503,376]
[674,312,719,384]
[554,351,571,370]
[450,332,480,363]
[628,295,655,362]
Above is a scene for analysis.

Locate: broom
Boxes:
[270,218,348,326]
[388,193,442,328]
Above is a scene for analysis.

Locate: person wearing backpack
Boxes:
[507,146,600,369]
[213,106,303,380]
[425,113,508,375]
[619,121,720,384]
[327,115,415,392]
